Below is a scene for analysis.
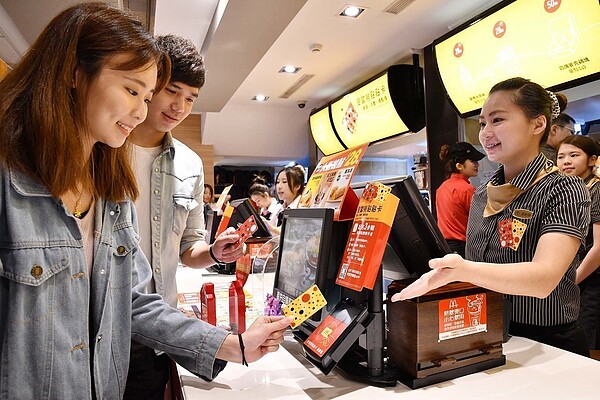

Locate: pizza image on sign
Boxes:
[342,102,358,134]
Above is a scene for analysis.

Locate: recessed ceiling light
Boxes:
[279,65,301,74]
[339,5,365,18]
[251,94,269,102]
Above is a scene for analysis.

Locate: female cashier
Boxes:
[249,178,283,227]
[269,164,306,235]
[392,77,590,356]
[436,142,485,257]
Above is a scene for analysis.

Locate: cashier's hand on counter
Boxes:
[212,227,245,263]
[216,315,294,364]
[391,253,462,302]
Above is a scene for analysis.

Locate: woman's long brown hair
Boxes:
[0,2,170,202]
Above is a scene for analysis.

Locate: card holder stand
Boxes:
[297,268,401,387]
[302,300,372,375]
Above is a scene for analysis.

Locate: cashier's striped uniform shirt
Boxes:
[466,154,590,326]
[582,175,600,254]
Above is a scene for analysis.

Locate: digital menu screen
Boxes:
[309,106,345,155]
[277,217,323,300]
[330,73,410,149]
[434,0,600,116]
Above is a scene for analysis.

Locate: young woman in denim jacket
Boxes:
[0,3,291,399]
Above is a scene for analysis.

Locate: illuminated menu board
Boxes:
[330,73,410,149]
[434,0,600,116]
[309,106,345,156]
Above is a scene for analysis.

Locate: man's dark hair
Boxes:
[553,113,576,126]
[157,34,205,89]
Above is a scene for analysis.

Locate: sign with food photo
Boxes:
[299,143,368,221]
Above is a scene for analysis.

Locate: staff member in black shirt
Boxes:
[392,77,590,356]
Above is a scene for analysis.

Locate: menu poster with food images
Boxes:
[336,182,399,291]
[298,144,368,221]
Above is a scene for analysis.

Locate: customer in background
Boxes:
[249,176,283,227]
[204,183,217,225]
[269,164,306,235]
[125,34,247,399]
[540,110,576,162]
[436,142,486,257]
[557,135,600,352]
[392,77,590,357]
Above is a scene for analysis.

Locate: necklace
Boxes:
[73,190,84,218]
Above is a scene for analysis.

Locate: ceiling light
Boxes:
[252,94,269,102]
[279,65,301,74]
[339,5,365,18]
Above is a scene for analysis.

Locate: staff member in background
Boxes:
[557,135,600,352]
[0,3,291,399]
[392,77,590,357]
[269,164,306,235]
[540,111,576,162]
[249,176,283,227]
[436,142,486,257]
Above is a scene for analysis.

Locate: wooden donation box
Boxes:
[387,280,505,389]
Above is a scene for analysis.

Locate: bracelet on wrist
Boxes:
[238,333,248,367]
[209,244,224,265]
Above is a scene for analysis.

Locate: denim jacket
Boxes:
[0,167,228,399]
[143,132,205,307]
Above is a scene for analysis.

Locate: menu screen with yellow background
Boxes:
[435,0,600,116]
[330,73,409,149]
[309,107,345,156]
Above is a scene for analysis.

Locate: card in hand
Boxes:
[235,215,258,247]
[283,284,327,328]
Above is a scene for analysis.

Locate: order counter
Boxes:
[177,334,599,399]
[175,266,599,399]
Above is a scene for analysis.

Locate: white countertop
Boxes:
[177,334,599,399]
[175,266,600,399]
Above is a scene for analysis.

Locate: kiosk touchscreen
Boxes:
[272,208,351,336]
[206,198,272,274]
[228,198,272,241]
[206,198,272,245]
[387,176,451,276]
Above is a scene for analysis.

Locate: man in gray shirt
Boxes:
[125,34,244,399]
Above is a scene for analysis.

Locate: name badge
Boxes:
[513,209,533,219]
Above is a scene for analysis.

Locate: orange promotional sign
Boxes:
[299,144,367,221]
[336,182,399,291]
[438,294,487,341]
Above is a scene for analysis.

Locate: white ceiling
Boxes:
[1,0,599,167]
